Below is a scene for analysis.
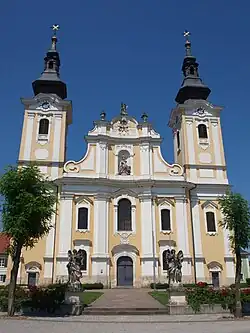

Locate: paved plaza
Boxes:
[0,316,250,333]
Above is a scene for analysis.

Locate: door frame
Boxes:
[114,252,136,287]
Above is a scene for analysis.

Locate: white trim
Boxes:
[23,112,35,160]
[36,114,52,144]
[52,113,62,162]
[196,120,210,148]
[113,251,136,287]
[75,199,90,232]
[113,194,136,234]
[158,202,172,234]
[203,204,218,235]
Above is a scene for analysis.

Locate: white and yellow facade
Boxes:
[8,32,237,287]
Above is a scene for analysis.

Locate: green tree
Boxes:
[0,165,57,316]
[219,191,250,317]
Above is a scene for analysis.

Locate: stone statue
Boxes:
[164,249,184,284]
[118,154,131,175]
[67,249,85,291]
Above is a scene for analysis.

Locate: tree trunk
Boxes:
[8,243,22,316]
[234,247,242,318]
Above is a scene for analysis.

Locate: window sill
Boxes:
[206,231,218,236]
[76,229,90,233]
[160,230,172,235]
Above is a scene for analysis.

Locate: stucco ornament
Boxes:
[67,249,84,291]
[164,249,184,283]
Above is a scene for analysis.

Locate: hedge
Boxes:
[150,283,169,290]
[82,283,104,290]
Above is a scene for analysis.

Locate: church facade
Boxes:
[11,30,237,288]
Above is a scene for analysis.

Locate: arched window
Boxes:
[176,131,180,150]
[118,198,132,231]
[78,249,87,271]
[38,119,49,135]
[198,124,208,139]
[206,212,216,232]
[161,209,171,231]
[162,250,168,270]
[78,207,88,230]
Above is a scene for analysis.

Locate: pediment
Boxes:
[74,195,93,205]
[156,197,175,207]
[201,200,218,210]
[207,261,223,271]
[25,261,42,271]
[112,188,138,198]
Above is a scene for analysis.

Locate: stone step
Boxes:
[83,307,169,315]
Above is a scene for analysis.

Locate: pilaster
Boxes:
[92,194,110,282]
[191,197,205,280]
[175,197,192,277]
[56,193,73,279]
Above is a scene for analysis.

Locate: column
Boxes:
[175,198,192,277]
[44,210,56,282]
[23,112,35,160]
[140,194,155,281]
[191,198,205,280]
[56,194,73,279]
[51,113,62,179]
[92,195,109,283]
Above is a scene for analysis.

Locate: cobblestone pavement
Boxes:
[90,288,164,308]
[0,317,250,333]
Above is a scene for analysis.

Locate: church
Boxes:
[12,28,237,288]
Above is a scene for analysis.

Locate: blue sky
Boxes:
[0,0,249,204]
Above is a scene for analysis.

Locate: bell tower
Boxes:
[18,25,72,179]
[169,31,228,185]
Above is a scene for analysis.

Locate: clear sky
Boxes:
[0,0,249,204]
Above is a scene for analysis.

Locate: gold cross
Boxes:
[52,24,60,35]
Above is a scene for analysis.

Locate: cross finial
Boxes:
[183,30,192,56]
[52,24,60,36]
[183,30,191,41]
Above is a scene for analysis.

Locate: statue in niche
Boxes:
[164,249,184,283]
[118,152,131,175]
[67,249,85,290]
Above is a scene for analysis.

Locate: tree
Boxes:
[219,191,250,317]
[0,165,57,316]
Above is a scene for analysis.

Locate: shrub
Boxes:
[82,283,104,290]
[150,283,169,290]
[230,283,249,288]
[246,278,250,286]
[22,283,67,313]
[0,285,28,312]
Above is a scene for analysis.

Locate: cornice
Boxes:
[84,134,162,145]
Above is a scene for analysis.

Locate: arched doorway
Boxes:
[117,256,133,287]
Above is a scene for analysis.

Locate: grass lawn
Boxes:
[149,291,169,307]
[79,291,103,306]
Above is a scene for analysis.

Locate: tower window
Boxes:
[189,66,195,75]
[48,61,54,69]
[38,119,49,135]
[206,212,216,233]
[198,124,208,139]
[78,207,88,230]
[177,131,180,149]
[161,209,171,231]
